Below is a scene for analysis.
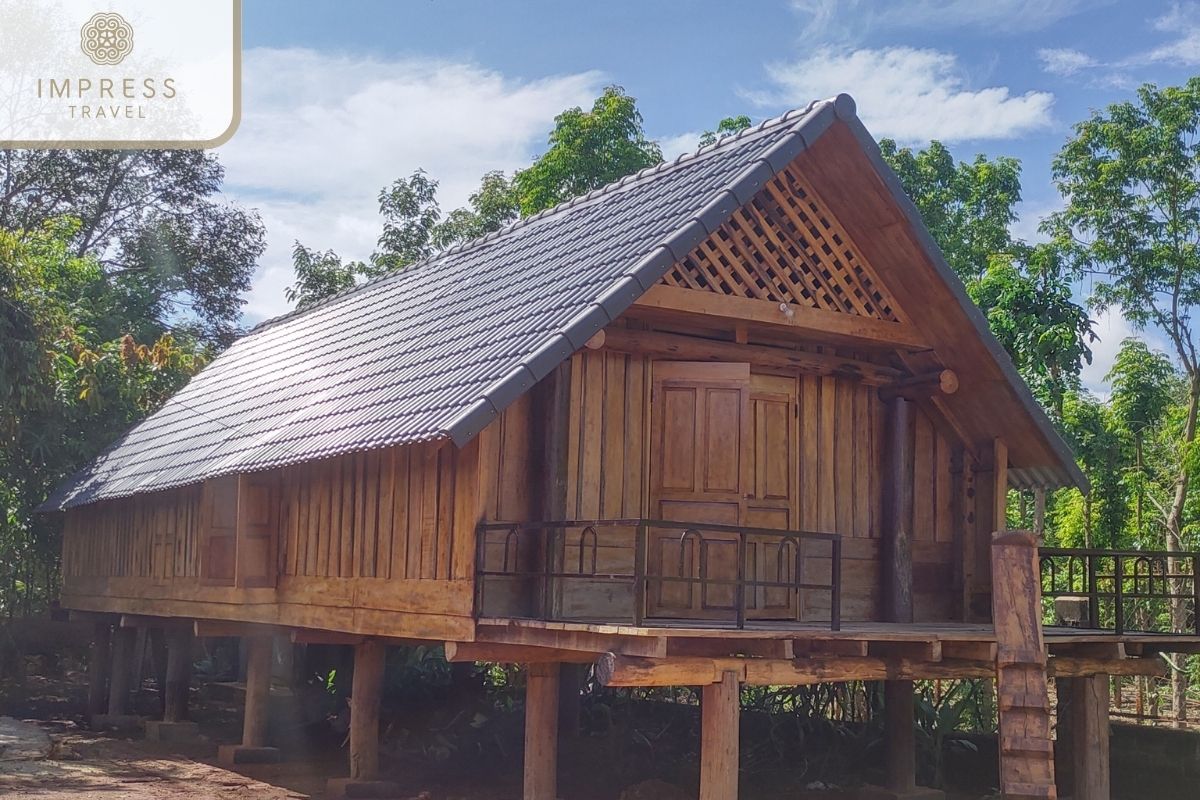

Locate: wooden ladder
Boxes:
[991,531,1057,800]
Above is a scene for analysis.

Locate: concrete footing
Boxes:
[217,744,282,766]
[144,720,200,743]
[857,785,946,800]
[90,714,142,732]
[325,778,402,798]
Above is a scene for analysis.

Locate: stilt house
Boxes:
[47,95,1200,800]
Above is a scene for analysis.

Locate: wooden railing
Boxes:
[1039,547,1200,635]
[475,519,842,630]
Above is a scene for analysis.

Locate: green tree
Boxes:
[1056,391,1129,549]
[879,139,1022,284]
[513,86,662,216]
[0,219,206,613]
[285,243,367,310]
[0,149,266,344]
[1107,339,1180,543]
[698,115,752,147]
[1048,78,1200,723]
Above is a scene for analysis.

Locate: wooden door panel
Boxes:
[660,387,698,492]
[702,387,743,494]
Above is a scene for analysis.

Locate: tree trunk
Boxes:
[1165,373,1200,726]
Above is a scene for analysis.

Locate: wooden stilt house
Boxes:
[48,94,1200,800]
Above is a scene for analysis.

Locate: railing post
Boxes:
[540,524,555,621]
[1192,555,1200,635]
[831,537,842,632]
[633,522,646,627]
[735,530,747,629]
[1114,554,1125,636]
[1087,554,1099,630]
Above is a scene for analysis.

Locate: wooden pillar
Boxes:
[967,438,1008,621]
[163,628,193,723]
[107,626,137,715]
[87,623,112,719]
[700,670,740,800]
[531,361,571,619]
[1062,674,1110,800]
[884,680,917,794]
[524,663,560,800]
[242,635,272,747]
[882,397,914,623]
[349,640,386,781]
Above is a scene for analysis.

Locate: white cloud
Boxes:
[791,0,1093,39]
[218,48,604,323]
[1138,2,1200,65]
[657,131,703,159]
[1038,47,1098,76]
[1080,306,1174,397]
[751,47,1054,143]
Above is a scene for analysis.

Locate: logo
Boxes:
[80,12,134,66]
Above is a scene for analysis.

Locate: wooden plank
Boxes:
[524,663,560,800]
[476,624,667,658]
[444,642,599,664]
[633,284,927,349]
[700,671,740,800]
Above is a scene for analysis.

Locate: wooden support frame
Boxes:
[349,640,386,782]
[700,670,740,800]
[86,622,112,720]
[883,680,917,794]
[882,397,914,624]
[163,628,193,723]
[1059,674,1111,800]
[524,663,560,800]
[445,642,599,664]
[475,624,668,658]
[107,626,136,715]
[632,284,928,350]
[601,326,902,385]
[242,635,272,748]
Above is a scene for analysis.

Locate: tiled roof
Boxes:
[45,98,845,509]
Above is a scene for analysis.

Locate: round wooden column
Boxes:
[106,626,137,715]
[349,640,386,781]
[242,635,272,747]
[163,628,193,723]
[884,680,917,793]
[87,623,112,720]
[700,670,740,800]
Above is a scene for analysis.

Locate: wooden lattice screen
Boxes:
[662,164,898,321]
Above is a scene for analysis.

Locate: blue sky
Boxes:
[223,0,1200,390]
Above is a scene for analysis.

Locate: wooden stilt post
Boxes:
[700,670,740,800]
[349,640,385,782]
[1065,674,1110,800]
[218,635,281,765]
[884,680,917,794]
[86,623,111,721]
[524,662,560,800]
[164,628,193,723]
[106,626,136,715]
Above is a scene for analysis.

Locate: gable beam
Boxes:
[632,284,928,351]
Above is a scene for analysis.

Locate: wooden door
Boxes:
[649,362,749,618]
[745,373,800,618]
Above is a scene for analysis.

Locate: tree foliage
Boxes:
[699,115,752,147]
[0,149,266,344]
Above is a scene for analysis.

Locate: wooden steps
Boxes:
[992,532,1058,800]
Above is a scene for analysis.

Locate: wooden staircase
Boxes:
[991,531,1057,800]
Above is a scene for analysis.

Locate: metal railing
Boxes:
[475,519,842,630]
[1039,547,1200,635]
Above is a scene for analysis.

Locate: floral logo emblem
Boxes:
[80,12,134,66]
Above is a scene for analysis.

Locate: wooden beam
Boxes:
[445,642,599,664]
[242,635,272,748]
[791,639,869,658]
[119,614,193,629]
[350,640,385,781]
[524,663,560,800]
[194,620,287,639]
[475,624,667,658]
[1047,641,1126,659]
[596,653,999,687]
[882,396,914,624]
[1048,656,1165,678]
[290,629,365,646]
[883,680,917,794]
[878,369,958,402]
[632,284,929,350]
[942,640,998,662]
[670,638,795,659]
[584,330,605,350]
[700,671,740,800]
[870,640,941,662]
[602,326,902,385]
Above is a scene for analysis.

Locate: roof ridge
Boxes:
[247,100,825,336]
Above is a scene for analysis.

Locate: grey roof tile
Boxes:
[45,98,834,510]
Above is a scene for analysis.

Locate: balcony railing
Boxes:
[1039,547,1200,635]
[475,519,842,630]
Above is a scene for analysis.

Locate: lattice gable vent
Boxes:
[662,164,899,321]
